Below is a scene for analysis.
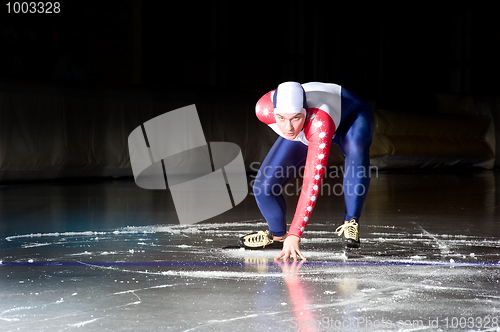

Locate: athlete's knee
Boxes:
[343,138,370,162]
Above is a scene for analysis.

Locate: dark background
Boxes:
[0,1,499,234]
[1,0,499,110]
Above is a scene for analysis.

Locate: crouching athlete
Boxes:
[240,81,374,261]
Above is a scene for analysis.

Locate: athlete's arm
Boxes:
[287,106,336,239]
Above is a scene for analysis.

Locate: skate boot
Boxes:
[335,218,360,249]
[239,230,284,250]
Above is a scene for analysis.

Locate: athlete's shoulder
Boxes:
[302,82,342,94]
[302,82,342,130]
[255,90,275,125]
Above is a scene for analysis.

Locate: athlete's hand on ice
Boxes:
[274,235,306,262]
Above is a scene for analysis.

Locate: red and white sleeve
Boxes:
[287,107,336,239]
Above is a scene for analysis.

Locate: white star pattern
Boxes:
[257,103,272,117]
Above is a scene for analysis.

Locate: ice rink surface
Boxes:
[1,170,499,331]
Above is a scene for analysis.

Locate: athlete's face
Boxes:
[274,112,306,140]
